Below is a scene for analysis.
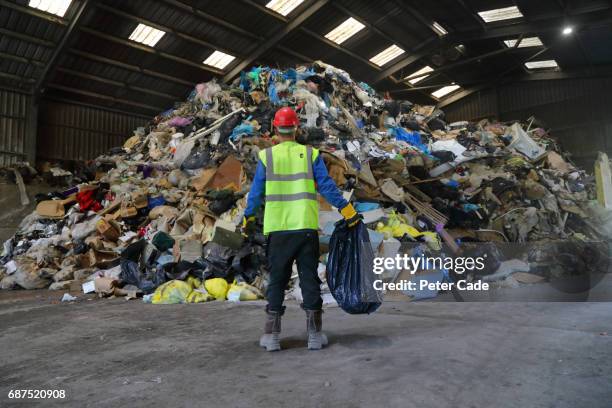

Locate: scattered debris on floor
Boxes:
[0,61,610,301]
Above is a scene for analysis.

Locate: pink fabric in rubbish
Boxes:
[168,117,192,127]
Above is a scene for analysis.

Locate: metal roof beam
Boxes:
[68,49,194,87]
[445,9,612,43]
[402,42,518,83]
[46,84,164,112]
[453,0,487,30]
[0,28,55,47]
[391,0,437,31]
[79,27,224,75]
[42,96,152,119]
[55,67,182,100]
[0,84,32,95]
[514,65,612,81]
[94,3,245,59]
[276,46,313,63]
[239,0,377,67]
[36,0,91,96]
[388,80,486,92]
[223,0,330,82]
[161,0,262,41]
[435,64,612,108]
[300,27,381,70]
[0,52,45,67]
[373,51,428,83]
[438,85,487,108]
[240,0,288,22]
[331,3,400,46]
[325,3,438,98]
[0,71,36,84]
[377,5,611,85]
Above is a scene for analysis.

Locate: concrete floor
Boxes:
[0,292,610,408]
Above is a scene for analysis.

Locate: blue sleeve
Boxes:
[313,155,349,210]
[245,160,266,217]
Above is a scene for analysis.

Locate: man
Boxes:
[243,107,360,351]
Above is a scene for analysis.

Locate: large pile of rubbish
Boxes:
[0,61,608,300]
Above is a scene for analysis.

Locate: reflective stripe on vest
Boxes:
[265,146,314,181]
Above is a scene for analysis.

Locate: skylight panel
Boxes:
[504,37,543,48]
[325,17,366,45]
[432,21,448,36]
[28,0,72,17]
[525,60,559,70]
[128,24,166,47]
[203,50,236,69]
[406,66,434,84]
[265,0,304,16]
[432,84,461,99]
[369,44,405,67]
[478,6,523,23]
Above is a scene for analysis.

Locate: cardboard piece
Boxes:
[120,206,138,218]
[191,168,217,191]
[208,156,243,191]
[175,240,202,263]
[94,277,118,296]
[547,151,573,174]
[96,218,121,241]
[512,272,546,284]
[84,249,119,269]
[132,191,148,209]
[36,195,76,219]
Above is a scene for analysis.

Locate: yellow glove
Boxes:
[241,215,256,237]
[340,203,361,228]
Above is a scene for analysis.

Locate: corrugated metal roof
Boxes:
[0,0,608,112]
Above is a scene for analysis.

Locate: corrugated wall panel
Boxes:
[0,89,28,166]
[442,77,612,168]
[444,88,497,123]
[37,101,149,161]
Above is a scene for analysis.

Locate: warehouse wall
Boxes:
[443,77,612,168]
[0,88,32,166]
[37,100,150,161]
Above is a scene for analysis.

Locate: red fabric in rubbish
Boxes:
[76,190,102,212]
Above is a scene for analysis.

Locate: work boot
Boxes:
[259,307,283,352]
[305,310,328,350]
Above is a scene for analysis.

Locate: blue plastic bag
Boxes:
[391,127,430,154]
[326,221,382,314]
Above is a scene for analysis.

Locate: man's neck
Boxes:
[278,136,296,143]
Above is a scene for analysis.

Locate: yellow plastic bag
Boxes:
[186,276,201,289]
[186,288,215,303]
[376,211,442,250]
[227,281,264,302]
[151,280,192,304]
[204,278,229,300]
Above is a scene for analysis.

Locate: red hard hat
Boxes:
[273,107,299,128]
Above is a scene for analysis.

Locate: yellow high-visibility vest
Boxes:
[258,141,319,234]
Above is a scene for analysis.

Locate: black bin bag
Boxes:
[326,220,383,314]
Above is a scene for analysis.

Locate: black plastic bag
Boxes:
[188,242,235,280]
[231,244,266,283]
[119,259,166,294]
[326,221,382,314]
[182,149,211,170]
